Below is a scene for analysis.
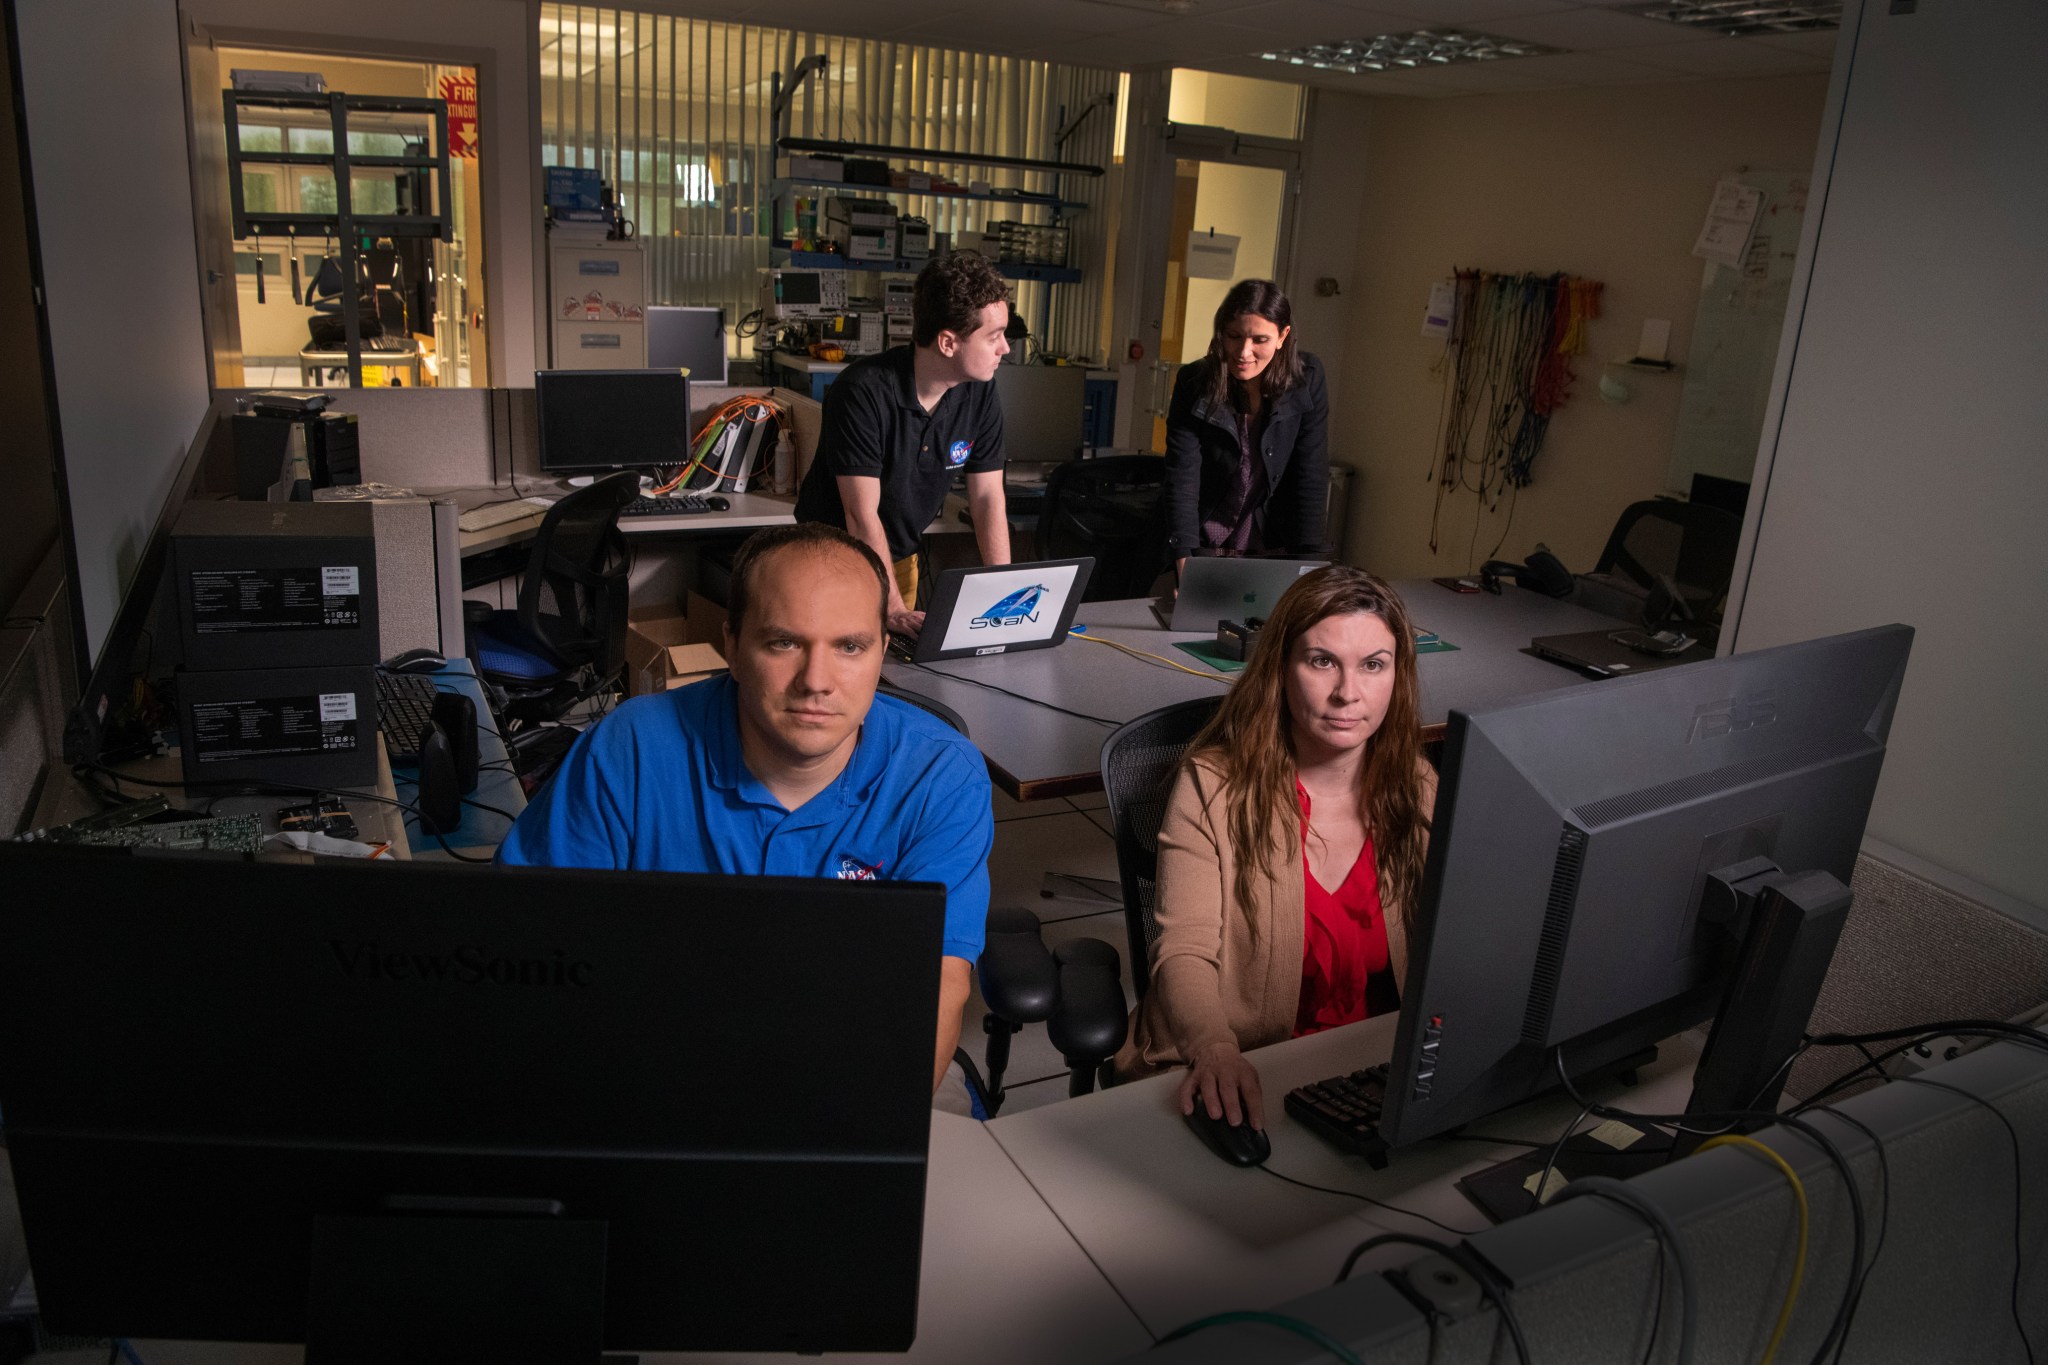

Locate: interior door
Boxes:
[181,14,243,389]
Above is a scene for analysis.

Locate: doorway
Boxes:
[209,48,488,389]
[1146,154,1295,451]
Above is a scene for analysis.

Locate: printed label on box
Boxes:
[189,696,362,762]
[188,567,362,633]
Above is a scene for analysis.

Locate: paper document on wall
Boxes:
[1185,231,1240,280]
[1693,178,1764,268]
[1423,280,1457,339]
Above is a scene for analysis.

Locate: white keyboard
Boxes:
[458,496,556,533]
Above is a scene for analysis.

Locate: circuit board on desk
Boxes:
[19,814,266,854]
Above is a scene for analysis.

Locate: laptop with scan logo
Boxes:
[890,557,1094,663]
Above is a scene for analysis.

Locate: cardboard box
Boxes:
[684,591,729,646]
[624,608,727,695]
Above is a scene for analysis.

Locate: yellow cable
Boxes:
[1069,630,1231,682]
[1695,1133,1808,1365]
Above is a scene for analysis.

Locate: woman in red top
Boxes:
[1112,567,1436,1132]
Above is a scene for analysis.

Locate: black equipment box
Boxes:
[171,501,378,671]
[177,663,377,787]
[231,410,362,499]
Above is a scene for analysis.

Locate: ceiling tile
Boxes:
[1750,28,1844,58]
[1482,6,1721,49]
[1621,36,1824,75]
[1208,1,1420,44]
[1356,0,1582,22]
[1495,48,1689,83]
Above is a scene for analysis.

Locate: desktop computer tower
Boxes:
[176,662,378,787]
[170,501,379,673]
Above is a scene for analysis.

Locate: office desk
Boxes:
[986,1017,1701,1340]
[450,487,797,559]
[94,1112,1152,1365]
[390,661,524,859]
[883,581,1634,801]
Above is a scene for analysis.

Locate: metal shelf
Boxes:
[771,177,1086,212]
[771,247,1080,284]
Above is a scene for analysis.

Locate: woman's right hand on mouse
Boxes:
[1181,1039,1266,1129]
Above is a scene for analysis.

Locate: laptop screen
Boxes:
[934,561,1088,656]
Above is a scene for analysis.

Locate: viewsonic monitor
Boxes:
[535,368,691,475]
[1369,624,1911,1159]
[0,848,943,1359]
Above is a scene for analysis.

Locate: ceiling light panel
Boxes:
[1260,29,1562,73]
[1624,1,1843,36]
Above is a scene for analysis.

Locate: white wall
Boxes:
[1289,90,1370,443]
[16,0,214,661]
[1730,0,2048,915]
[182,0,542,384]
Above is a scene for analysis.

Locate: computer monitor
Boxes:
[535,368,691,475]
[993,363,1087,464]
[1368,624,1912,1162]
[646,305,729,384]
[0,847,943,1358]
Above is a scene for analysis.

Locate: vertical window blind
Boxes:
[539,6,1121,364]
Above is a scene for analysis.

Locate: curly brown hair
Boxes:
[1184,566,1431,948]
[912,251,1011,347]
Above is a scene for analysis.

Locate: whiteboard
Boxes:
[1665,171,1809,491]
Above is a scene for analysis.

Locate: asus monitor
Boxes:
[0,849,943,1360]
[1371,624,1911,1160]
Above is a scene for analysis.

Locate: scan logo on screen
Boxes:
[969,584,1049,630]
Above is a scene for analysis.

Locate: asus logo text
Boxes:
[1689,691,1778,743]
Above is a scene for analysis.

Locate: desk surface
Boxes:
[986,1018,1701,1340]
[884,581,1634,801]
[446,485,798,557]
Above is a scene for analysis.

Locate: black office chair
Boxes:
[876,679,1126,1115]
[1100,696,1224,1001]
[1578,499,1743,632]
[464,471,639,741]
[1037,454,1169,601]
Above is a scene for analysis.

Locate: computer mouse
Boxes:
[1183,1106,1271,1167]
[706,495,731,510]
[383,647,447,674]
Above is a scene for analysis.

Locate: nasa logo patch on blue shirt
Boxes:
[947,439,973,467]
[836,854,882,881]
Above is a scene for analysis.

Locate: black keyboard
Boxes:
[377,672,440,764]
[620,494,726,517]
[1285,1063,1393,1162]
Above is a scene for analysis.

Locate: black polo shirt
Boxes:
[794,346,1006,561]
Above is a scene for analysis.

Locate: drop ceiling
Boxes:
[582,0,1839,95]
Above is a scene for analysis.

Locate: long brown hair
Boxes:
[1202,278,1304,412]
[1183,566,1430,946]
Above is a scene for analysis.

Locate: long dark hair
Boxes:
[1203,278,1304,412]
[1183,566,1430,946]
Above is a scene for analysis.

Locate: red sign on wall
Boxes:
[440,74,478,159]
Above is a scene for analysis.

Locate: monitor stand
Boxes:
[1456,860,1852,1221]
[307,1202,607,1364]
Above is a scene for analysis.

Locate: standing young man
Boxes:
[496,524,992,1110]
[794,252,1013,639]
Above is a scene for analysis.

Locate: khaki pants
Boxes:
[892,555,919,610]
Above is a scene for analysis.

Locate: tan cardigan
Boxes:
[1112,753,1430,1079]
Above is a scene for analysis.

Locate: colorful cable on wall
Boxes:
[1426,270,1603,560]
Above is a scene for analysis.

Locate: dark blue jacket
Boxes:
[1162,352,1330,560]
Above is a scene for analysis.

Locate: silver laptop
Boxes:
[1153,557,1328,631]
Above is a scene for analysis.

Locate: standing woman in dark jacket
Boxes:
[1164,279,1330,570]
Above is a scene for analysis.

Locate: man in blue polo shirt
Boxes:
[498,523,992,1107]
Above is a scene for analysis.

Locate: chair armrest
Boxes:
[1046,938,1129,1064]
[978,906,1058,1024]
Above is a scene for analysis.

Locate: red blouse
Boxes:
[1294,783,1393,1038]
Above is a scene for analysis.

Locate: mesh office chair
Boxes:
[1100,696,1224,1001]
[1577,499,1743,633]
[1037,455,1169,601]
[465,471,638,740]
